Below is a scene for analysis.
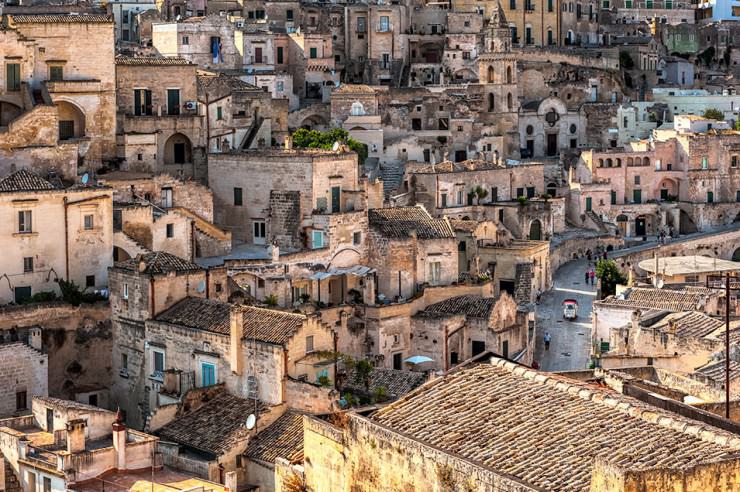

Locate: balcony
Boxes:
[45,79,101,94]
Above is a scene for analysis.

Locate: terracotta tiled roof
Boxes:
[599,287,708,312]
[115,252,202,275]
[240,306,306,345]
[0,169,58,192]
[157,393,266,456]
[368,206,454,239]
[648,311,724,340]
[333,84,376,94]
[448,219,478,233]
[371,360,740,491]
[155,298,230,334]
[34,396,111,413]
[245,410,304,465]
[342,367,427,400]
[694,360,740,383]
[115,55,192,66]
[11,14,112,23]
[416,295,497,319]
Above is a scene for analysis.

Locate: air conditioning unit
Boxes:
[185,101,197,110]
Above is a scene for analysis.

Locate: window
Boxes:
[134,89,152,116]
[353,231,362,245]
[412,118,422,130]
[357,17,366,32]
[122,283,129,300]
[516,187,524,198]
[6,63,20,91]
[166,223,174,238]
[18,210,32,233]
[201,362,216,387]
[702,156,708,169]
[16,390,27,411]
[277,46,284,64]
[611,191,617,205]
[182,36,189,45]
[277,81,284,92]
[167,89,180,116]
[49,65,63,82]
[23,257,33,273]
[83,214,94,230]
[216,106,223,120]
[428,262,442,284]
[732,155,738,168]
[59,121,75,140]
[379,16,390,32]
[286,9,294,20]
[152,350,165,380]
[312,230,324,249]
[457,189,463,205]
[526,187,535,198]
[510,0,516,9]
[43,477,51,492]
[438,118,449,130]
[441,193,448,207]
[634,175,641,185]
[310,47,317,58]
[707,191,714,203]
[86,275,95,288]
[234,187,243,206]
[548,0,553,11]
[122,353,128,373]
[305,335,314,353]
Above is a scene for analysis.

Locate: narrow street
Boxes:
[534,258,596,372]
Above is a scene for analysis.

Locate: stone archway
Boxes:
[733,247,740,262]
[164,133,192,165]
[529,219,542,240]
[300,114,329,130]
[55,100,86,140]
[0,101,22,126]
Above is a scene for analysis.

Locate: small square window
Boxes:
[182,36,189,45]
[137,153,143,161]
[634,175,641,185]
[234,187,243,206]
[86,275,95,288]
[306,335,314,353]
[84,214,94,230]
[49,65,63,82]
[16,390,27,411]
[353,231,362,245]
[166,223,174,238]
[123,283,129,300]
[18,210,32,233]
[216,106,223,120]
[215,282,223,293]
[23,257,33,273]
[257,278,265,288]
[312,230,324,249]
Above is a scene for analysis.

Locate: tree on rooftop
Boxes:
[595,259,627,298]
[703,108,724,121]
[291,127,368,165]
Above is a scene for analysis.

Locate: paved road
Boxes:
[534,258,597,372]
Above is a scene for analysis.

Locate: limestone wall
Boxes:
[0,343,47,418]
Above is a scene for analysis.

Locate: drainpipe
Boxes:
[63,197,70,281]
[333,332,338,391]
[443,326,448,371]
[149,276,156,317]
[206,269,210,298]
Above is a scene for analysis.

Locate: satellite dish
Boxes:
[245,413,256,430]
[196,280,206,293]
[332,141,340,151]
[81,173,89,185]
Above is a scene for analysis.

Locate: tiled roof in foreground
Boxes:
[115,55,192,66]
[240,306,306,345]
[115,252,202,275]
[245,410,304,465]
[11,14,112,23]
[598,287,710,312]
[368,205,454,239]
[416,295,498,319]
[0,169,58,192]
[155,297,230,334]
[371,359,740,492]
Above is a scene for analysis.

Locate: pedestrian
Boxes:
[585,270,589,284]
[536,289,542,304]
[603,251,608,260]
[544,332,551,351]
[531,360,540,370]
[589,269,595,286]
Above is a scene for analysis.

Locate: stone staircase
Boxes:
[379,162,404,197]
[3,455,22,492]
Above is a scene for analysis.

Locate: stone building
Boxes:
[152,15,244,70]
[209,146,382,260]
[299,359,740,491]
[0,13,117,176]
[367,205,458,300]
[0,398,159,491]
[115,56,206,178]
[0,332,47,418]
[0,170,113,304]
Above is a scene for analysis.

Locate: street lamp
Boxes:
[705,272,740,419]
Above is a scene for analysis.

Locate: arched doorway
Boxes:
[658,178,677,201]
[635,215,647,237]
[164,133,192,165]
[733,247,740,262]
[301,114,328,130]
[0,101,22,126]
[546,182,557,197]
[55,101,85,140]
[679,210,697,234]
[529,220,542,240]
[113,246,132,262]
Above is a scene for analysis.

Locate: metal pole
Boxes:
[726,271,731,419]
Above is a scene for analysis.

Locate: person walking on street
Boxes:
[589,269,595,286]
[585,270,589,284]
[544,332,551,351]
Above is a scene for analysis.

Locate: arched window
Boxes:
[487,65,495,83]
[488,93,495,112]
[598,158,604,167]
[350,101,365,116]
[627,157,633,166]
[606,158,613,167]
[506,66,512,84]
[643,156,650,167]
[507,93,513,111]
[616,158,622,167]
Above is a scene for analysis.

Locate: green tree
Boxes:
[703,108,724,120]
[472,185,489,204]
[291,128,368,165]
[595,259,628,298]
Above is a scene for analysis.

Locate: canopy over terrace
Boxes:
[296,265,376,306]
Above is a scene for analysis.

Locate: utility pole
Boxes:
[706,272,739,419]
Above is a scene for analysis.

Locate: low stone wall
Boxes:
[285,378,337,414]
[550,233,623,272]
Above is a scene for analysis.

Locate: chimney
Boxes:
[284,135,293,150]
[66,419,87,454]
[224,471,238,492]
[230,306,244,375]
[269,243,280,263]
[137,254,147,273]
[29,327,42,351]
[112,408,127,469]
